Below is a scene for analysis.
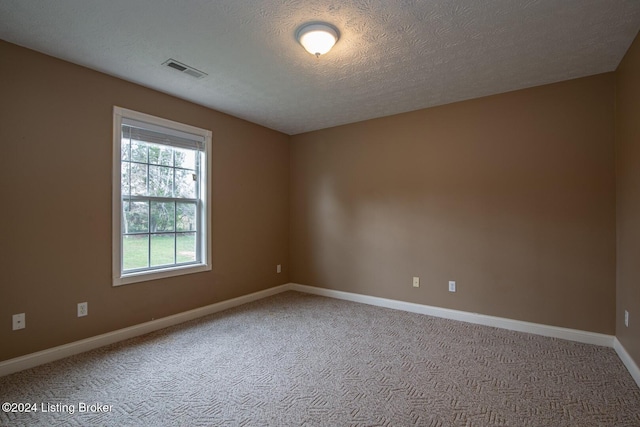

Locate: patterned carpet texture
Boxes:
[1,291,639,426]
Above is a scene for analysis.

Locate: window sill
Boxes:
[113,263,211,286]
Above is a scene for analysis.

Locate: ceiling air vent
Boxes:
[162,59,207,79]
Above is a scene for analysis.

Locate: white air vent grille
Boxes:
[162,59,207,79]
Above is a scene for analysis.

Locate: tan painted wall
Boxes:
[291,74,616,334]
[616,32,640,364]
[0,41,290,362]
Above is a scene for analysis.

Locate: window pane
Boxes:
[121,161,130,196]
[150,233,175,267]
[175,169,197,198]
[149,144,173,166]
[124,201,149,233]
[176,203,196,231]
[121,137,130,161]
[130,163,148,196]
[177,233,196,263]
[149,165,174,197]
[174,147,196,170]
[150,201,175,232]
[123,235,149,270]
[131,140,148,163]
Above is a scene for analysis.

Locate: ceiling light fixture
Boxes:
[296,23,339,57]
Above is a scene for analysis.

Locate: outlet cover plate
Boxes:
[625,310,629,327]
[413,277,420,288]
[78,302,88,317]
[449,281,456,292]
[12,313,25,330]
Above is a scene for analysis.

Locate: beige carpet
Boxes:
[1,291,639,426]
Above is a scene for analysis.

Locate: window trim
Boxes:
[112,106,212,286]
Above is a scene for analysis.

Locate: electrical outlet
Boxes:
[277,264,282,273]
[12,313,25,330]
[625,310,629,327]
[78,302,88,317]
[449,281,456,292]
[413,277,420,288]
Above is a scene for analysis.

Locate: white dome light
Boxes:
[297,23,339,57]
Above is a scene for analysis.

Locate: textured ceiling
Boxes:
[1,0,639,135]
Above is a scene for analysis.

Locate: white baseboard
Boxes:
[614,338,640,389]
[0,284,290,377]
[3,282,635,386]
[289,284,615,347]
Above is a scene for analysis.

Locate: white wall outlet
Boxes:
[413,277,420,288]
[277,264,282,273]
[12,313,25,330]
[625,310,629,327]
[449,281,456,292]
[77,302,88,317]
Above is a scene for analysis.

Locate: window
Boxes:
[112,107,212,286]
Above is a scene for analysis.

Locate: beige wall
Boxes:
[616,33,640,363]
[0,41,290,361]
[291,74,616,334]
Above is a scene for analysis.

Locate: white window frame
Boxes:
[112,106,212,286]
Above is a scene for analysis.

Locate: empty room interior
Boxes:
[1,1,640,425]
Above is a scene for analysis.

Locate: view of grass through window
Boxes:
[123,233,196,270]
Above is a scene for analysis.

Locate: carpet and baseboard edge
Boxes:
[0,284,290,377]
[288,284,639,389]
[1,282,638,389]
[613,337,640,388]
